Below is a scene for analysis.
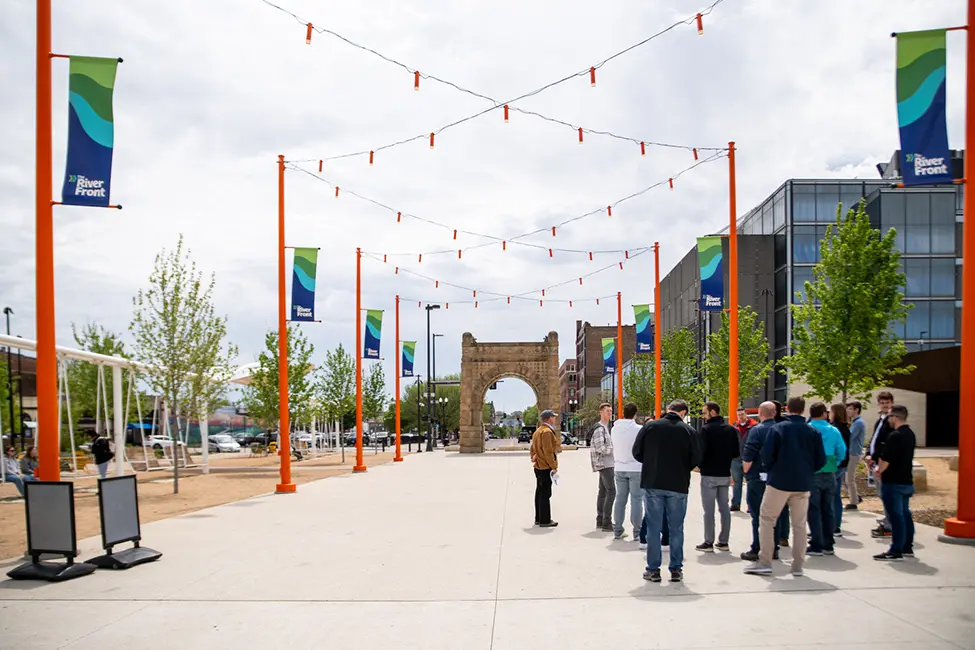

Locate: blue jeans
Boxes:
[808,472,837,552]
[745,478,766,553]
[640,508,668,544]
[881,483,915,554]
[613,471,643,537]
[644,489,687,572]
[730,458,744,508]
[833,468,847,530]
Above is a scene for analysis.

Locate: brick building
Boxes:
[558,359,579,424]
[575,320,637,405]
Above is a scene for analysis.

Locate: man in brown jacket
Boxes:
[530,409,561,528]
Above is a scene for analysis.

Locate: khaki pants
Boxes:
[759,485,809,570]
[846,455,861,505]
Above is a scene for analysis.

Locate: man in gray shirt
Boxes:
[844,401,866,510]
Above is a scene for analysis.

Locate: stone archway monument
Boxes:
[458,331,561,453]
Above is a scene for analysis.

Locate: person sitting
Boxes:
[3,446,35,497]
[20,445,39,479]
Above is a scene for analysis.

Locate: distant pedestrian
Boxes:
[845,401,866,510]
[829,404,852,536]
[611,403,643,543]
[731,407,753,511]
[696,402,740,553]
[89,430,114,479]
[529,410,561,528]
[19,446,39,479]
[806,402,846,557]
[866,391,895,538]
[739,402,780,563]
[874,404,916,561]
[633,400,703,584]
[744,397,826,577]
[590,403,616,533]
[3,446,35,497]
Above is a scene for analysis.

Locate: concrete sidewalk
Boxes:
[1,448,973,649]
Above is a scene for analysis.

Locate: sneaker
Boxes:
[806,547,824,556]
[639,542,648,550]
[669,569,683,582]
[696,542,715,553]
[903,548,915,558]
[715,543,730,552]
[661,539,670,547]
[870,526,892,539]
[779,538,789,548]
[823,548,835,556]
[834,528,843,537]
[643,569,662,582]
[613,532,627,541]
[874,551,903,561]
[539,521,559,528]
[844,504,858,511]
[740,550,759,562]
[730,505,741,512]
[600,526,614,533]
[791,567,805,577]
[743,562,772,575]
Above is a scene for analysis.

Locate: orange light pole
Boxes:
[34,0,58,481]
[617,291,623,418]
[394,295,404,462]
[653,242,662,418]
[727,142,739,418]
[944,5,975,541]
[354,247,367,472]
[276,155,295,493]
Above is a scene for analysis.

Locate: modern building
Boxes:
[558,359,579,424]
[575,320,638,405]
[656,150,965,446]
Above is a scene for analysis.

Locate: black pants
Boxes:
[534,468,553,524]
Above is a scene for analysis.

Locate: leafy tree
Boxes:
[522,404,539,426]
[781,202,913,402]
[574,394,605,437]
[317,344,355,431]
[483,401,495,424]
[129,235,237,492]
[660,327,702,413]
[362,362,388,420]
[623,354,656,417]
[0,358,20,441]
[700,306,773,411]
[242,325,316,430]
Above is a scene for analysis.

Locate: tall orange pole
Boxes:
[727,142,739,418]
[654,242,662,418]
[944,5,974,540]
[276,155,295,493]
[617,291,623,418]
[394,295,403,462]
[354,247,367,472]
[35,0,58,482]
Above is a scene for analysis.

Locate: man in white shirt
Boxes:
[611,403,644,544]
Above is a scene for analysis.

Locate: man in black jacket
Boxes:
[632,399,703,584]
[866,391,895,537]
[696,402,740,553]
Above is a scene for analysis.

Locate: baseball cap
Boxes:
[540,409,557,420]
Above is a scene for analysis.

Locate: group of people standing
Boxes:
[529,391,917,583]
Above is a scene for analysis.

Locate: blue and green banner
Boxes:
[364,310,383,359]
[61,56,119,207]
[698,236,724,312]
[601,337,616,374]
[634,304,652,353]
[896,29,952,186]
[290,248,318,321]
[402,341,416,377]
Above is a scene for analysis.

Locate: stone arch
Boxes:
[458,331,560,453]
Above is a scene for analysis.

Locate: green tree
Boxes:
[781,202,913,402]
[0,358,20,441]
[242,325,316,430]
[317,344,355,430]
[522,404,539,426]
[362,362,388,420]
[574,394,605,436]
[660,327,702,412]
[129,235,237,493]
[623,354,656,416]
[700,306,773,411]
[483,401,495,424]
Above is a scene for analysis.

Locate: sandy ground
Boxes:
[0,447,408,561]
[857,457,958,527]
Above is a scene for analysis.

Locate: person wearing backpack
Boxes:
[89,430,115,479]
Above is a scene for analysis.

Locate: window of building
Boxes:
[773,190,786,231]
[906,193,931,225]
[774,233,787,269]
[839,186,864,214]
[816,184,840,222]
[904,258,930,296]
[931,258,954,296]
[775,268,788,308]
[931,193,955,223]
[905,223,931,254]
[792,226,818,264]
[931,223,954,254]
[930,300,954,339]
[569,387,575,397]
[774,308,787,346]
[793,266,814,303]
[774,348,788,389]
[793,184,816,222]
[882,192,906,226]
[762,201,773,234]
[906,300,930,339]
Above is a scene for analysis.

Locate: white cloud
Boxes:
[0,0,967,413]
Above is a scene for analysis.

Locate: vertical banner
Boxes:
[698,236,724,312]
[61,56,119,207]
[401,341,416,377]
[364,310,383,359]
[601,337,616,374]
[896,30,952,186]
[290,248,318,322]
[633,304,652,353]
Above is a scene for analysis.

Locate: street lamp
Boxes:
[424,304,441,451]
[417,400,425,453]
[437,396,449,445]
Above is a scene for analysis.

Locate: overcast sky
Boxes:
[0,0,968,414]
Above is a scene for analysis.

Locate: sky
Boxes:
[0,0,968,415]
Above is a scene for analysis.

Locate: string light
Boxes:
[578,128,584,144]
[458,250,462,259]
[590,66,596,87]
[640,142,646,156]
[579,278,583,285]
[589,252,593,261]
[397,211,401,222]
[693,147,699,160]
[625,251,629,259]
[696,13,704,35]
[318,160,322,172]
[429,132,435,149]
[542,289,546,297]
[334,186,339,197]
[502,241,507,251]
[669,178,674,189]
[369,151,374,165]
[607,206,612,217]
[414,70,420,90]
[551,226,556,237]
[569,301,573,308]
[418,254,422,263]
[504,105,509,122]
[383,254,387,262]
[540,300,543,307]
[453,229,457,240]
[435,280,439,288]
[305,22,312,44]
[549,249,553,258]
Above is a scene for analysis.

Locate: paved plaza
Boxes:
[1,447,974,649]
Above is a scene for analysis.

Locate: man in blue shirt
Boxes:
[807,402,847,556]
[739,401,779,562]
[844,401,866,510]
[744,397,826,577]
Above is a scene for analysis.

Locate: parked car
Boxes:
[517,431,532,443]
[146,435,185,450]
[231,431,261,446]
[208,434,241,453]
